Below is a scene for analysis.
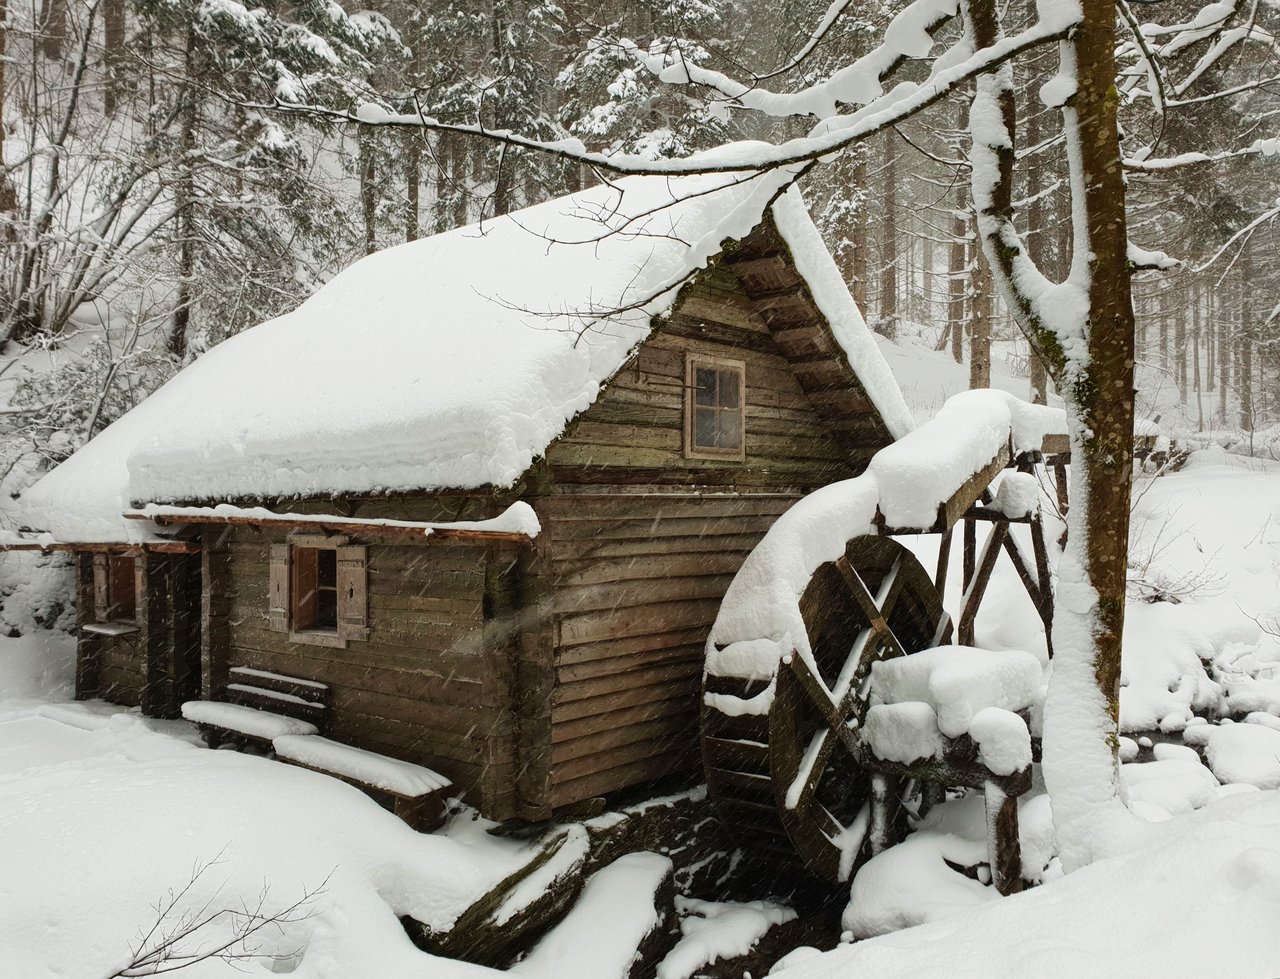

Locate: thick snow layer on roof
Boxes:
[21,155,908,541]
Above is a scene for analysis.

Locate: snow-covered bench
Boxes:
[183,667,330,748]
[273,735,452,831]
[861,645,1045,894]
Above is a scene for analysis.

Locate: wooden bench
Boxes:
[183,667,330,749]
[273,734,453,832]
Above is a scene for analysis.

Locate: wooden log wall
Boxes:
[215,525,522,819]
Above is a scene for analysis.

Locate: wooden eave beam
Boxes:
[0,540,200,555]
[122,510,536,544]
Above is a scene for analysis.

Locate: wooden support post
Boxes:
[1030,515,1054,658]
[935,526,953,604]
[962,516,976,594]
[868,774,898,855]
[480,541,521,822]
[74,553,102,700]
[959,523,1007,646]
[200,530,232,699]
[984,780,1024,896]
[1051,456,1069,516]
[139,552,173,718]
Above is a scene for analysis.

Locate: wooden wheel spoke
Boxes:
[787,654,860,756]
[835,555,910,660]
[785,729,835,811]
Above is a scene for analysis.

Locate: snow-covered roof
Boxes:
[22,150,911,543]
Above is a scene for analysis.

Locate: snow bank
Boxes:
[1120,457,1280,732]
[792,792,1280,979]
[0,629,75,701]
[0,701,546,977]
[657,896,797,979]
[841,791,1055,939]
[513,852,672,979]
[1205,724,1280,789]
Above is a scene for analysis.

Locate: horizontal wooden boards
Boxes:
[216,526,509,813]
[541,489,788,811]
[547,326,865,487]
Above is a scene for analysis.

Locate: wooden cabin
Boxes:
[16,170,915,822]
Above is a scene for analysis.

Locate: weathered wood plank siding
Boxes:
[216,527,520,819]
[542,491,801,808]
[537,245,892,810]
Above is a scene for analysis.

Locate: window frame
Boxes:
[291,543,341,639]
[683,353,747,462]
[270,534,368,649]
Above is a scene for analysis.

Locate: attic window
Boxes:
[268,540,368,648]
[685,354,746,461]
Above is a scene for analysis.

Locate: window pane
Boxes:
[694,367,717,406]
[317,548,337,590]
[316,549,337,630]
[717,409,742,450]
[694,406,717,448]
[717,368,740,408]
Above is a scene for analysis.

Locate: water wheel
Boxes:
[702,535,951,883]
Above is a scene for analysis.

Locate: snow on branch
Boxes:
[254,13,1074,181]
[625,0,962,121]
[1126,137,1280,171]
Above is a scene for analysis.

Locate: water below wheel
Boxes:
[702,535,952,883]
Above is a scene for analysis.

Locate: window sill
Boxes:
[289,629,348,650]
[684,448,747,463]
[82,622,140,637]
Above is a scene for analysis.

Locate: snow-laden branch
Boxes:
[962,0,1085,386]
[626,0,963,120]
[1126,135,1280,170]
[256,12,1073,180]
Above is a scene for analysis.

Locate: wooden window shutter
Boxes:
[336,545,368,642]
[92,554,109,622]
[268,544,291,632]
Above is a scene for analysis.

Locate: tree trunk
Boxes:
[405,134,420,242]
[1238,239,1253,432]
[1025,95,1049,403]
[851,148,869,311]
[39,0,66,59]
[0,0,16,219]
[1175,283,1187,404]
[878,129,898,335]
[948,120,967,365]
[1193,280,1204,430]
[969,245,991,388]
[168,35,197,359]
[103,0,126,115]
[965,0,1137,870]
[360,136,377,255]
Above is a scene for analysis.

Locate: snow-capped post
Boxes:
[964,0,1136,867]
